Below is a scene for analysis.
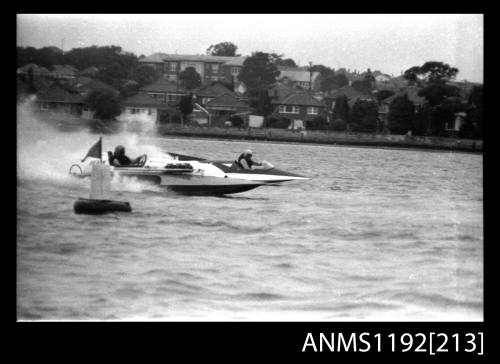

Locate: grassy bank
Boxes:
[156,124,483,153]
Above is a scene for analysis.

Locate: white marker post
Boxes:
[89,163,111,200]
[74,137,132,214]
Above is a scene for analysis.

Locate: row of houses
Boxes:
[17,63,99,80]
[18,53,472,133]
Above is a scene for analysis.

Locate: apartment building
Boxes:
[139,53,246,86]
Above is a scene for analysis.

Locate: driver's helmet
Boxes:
[114,145,125,155]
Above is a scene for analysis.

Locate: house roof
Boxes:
[68,77,119,95]
[205,93,250,109]
[268,83,297,101]
[122,92,166,107]
[325,86,373,100]
[139,78,188,93]
[271,91,324,107]
[48,65,77,79]
[277,66,320,83]
[194,83,235,98]
[36,86,84,103]
[17,63,51,75]
[384,86,426,105]
[139,53,246,66]
[77,66,99,76]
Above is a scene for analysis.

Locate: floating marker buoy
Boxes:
[74,198,132,214]
[74,161,132,214]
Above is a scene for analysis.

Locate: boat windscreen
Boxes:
[168,152,207,161]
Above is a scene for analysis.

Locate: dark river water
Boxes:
[17,107,483,321]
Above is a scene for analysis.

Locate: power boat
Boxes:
[69,150,310,196]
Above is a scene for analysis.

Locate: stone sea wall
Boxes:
[156,124,482,153]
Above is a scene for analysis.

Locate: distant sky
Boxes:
[17,14,483,83]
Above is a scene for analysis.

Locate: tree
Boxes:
[274,58,298,67]
[119,80,140,98]
[332,73,349,89]
[65,45,138,71]
[130,64,159,88]
[351,79,373,94]
[206,42,240,57]
[350,99,379,132]
[252,88,273,117]
[418,83,460,107]
[179,67,202,90]
[36,47,65,69]
[306,117,328,130]
[17,46,38,68]
[403,61,459,85]
[96,62,129,90]
[310,64,338,92]
[376,90,395,102]
[84,89,121,120]
[238,52,280,94]
[461,85,483,139]
[330,118,347,131]
[413,106,431,136]
[387,94,415,134]
[403,61,462,136]
[179,93,194,125]
[332,95,350,124]
[229,115,244,127]
[26,67,37,94]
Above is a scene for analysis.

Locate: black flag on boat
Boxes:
[81,137,102,162]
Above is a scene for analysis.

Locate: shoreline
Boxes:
[38,115,483,154]
[155,125,483,154]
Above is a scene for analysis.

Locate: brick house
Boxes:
[118,92,173,124]
[194,83,243,105]
[67,76,119,98]
[205,93,250,116]
[192,85,251,126]
[139,53,246,87]
[139,78,188,106]
[324,86,375,112]
[271,91,326,130]
[36,85,84,116]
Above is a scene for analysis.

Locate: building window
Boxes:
[147,109,152,115]
[307,107,319,115]
[279,105,300,114]
[211,64,219,74]
[169,62,177,72]
[167,94,181,102]
[231,67,240,76]
[148,93,166,103]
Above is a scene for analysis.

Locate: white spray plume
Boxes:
[17,98,166,193]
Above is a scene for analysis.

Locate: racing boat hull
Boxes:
[70,150,309,195]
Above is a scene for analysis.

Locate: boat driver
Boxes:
[109,145,141,166]
[236,149,262,170]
